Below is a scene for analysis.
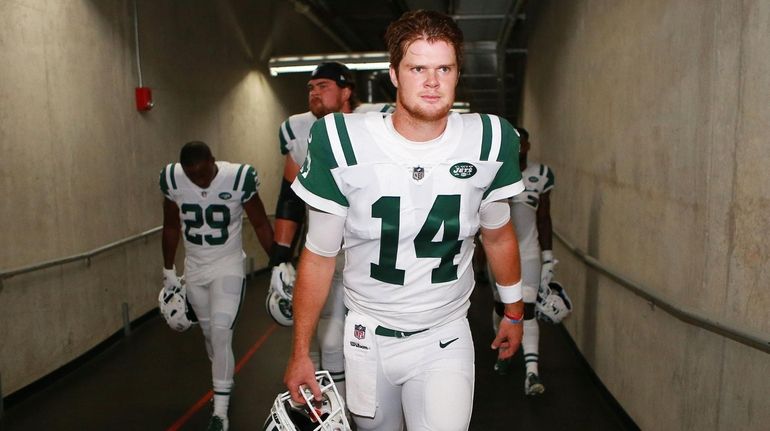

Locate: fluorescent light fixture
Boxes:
[269,52,391,76]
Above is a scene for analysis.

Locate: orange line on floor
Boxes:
[166,323,279,431]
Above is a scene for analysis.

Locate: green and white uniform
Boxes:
[279,104,394,168]
[293,111,522,429]
[159,161,258,282]
[159,161,259,416]
[294,111,523,331]
[512,163,555,260]
[277,103,393,389]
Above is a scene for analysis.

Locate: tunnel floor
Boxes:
[2,271,638,430]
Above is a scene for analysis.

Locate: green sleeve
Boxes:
[483,118,522,199]
[296,118,349,208]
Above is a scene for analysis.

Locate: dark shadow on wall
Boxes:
[582,186,603,363]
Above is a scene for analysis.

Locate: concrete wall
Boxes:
[0,0,338,395]
[522,1,770,429]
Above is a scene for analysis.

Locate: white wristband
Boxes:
[496,280,523,304]
[163,266,177,279]
[541,250,554,263]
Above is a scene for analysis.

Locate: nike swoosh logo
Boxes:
[439,338,459,349]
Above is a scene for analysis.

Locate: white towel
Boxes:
[343,310,378,417]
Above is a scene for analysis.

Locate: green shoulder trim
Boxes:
[285,119,296,140]
[334,113,357,166]
[159,165,170,196]
[381,104,393,113]
[241,165,258,202]
[169,164,178,189]
[479,114,493,161]
[545,166,555,190]
[498,117,519,162]
[279,123,289,155]
[484,117,522,199]
[233,164,245,191]
[297,119,349,207]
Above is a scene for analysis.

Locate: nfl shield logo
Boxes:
[354,324,366,340]
[201,191,207,197]
[412,166,425,181]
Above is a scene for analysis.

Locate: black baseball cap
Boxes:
[310,62,355,88]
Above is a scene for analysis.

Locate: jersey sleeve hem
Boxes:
[291,180,348,218]
[482,180,524,206]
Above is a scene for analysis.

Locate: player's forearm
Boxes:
[274,218,300,247]
[481,223,521,285]
[291,248,335,357]
[255,223,274,256]
[161,227,180,269]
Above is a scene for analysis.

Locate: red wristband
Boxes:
[504,311,524,324]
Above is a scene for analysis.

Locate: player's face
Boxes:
[390,39,458,122]
[308,78,347,117]
[182,158,217,189]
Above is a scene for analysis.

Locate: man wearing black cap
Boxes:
[266,62,393,401]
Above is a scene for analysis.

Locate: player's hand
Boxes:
[540,250,557,288]
[270,262,296,301]
[284,353,321,404]
[491,318,523,360]
[162,267,182,300]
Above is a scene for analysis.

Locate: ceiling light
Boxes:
[269,52,391,76]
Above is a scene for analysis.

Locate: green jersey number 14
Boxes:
[370,194,462,286]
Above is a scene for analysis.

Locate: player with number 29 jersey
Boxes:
[159,161,259,281]
[292,111,524,331]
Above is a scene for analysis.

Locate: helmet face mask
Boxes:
[536,281,573,324]
[263,371,350,431]
[158,283,198,332]
[266,290,294,327]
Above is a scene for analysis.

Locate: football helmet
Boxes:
[270,262,296,301]
[263,370,350,431]
[266,289,294,327]
[536,281,573,324]
[158,282,198,332]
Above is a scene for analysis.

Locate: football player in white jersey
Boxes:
[160,141,273,431]
[284,11,525,431]
[489,127,556,396]
[270,62,394,401]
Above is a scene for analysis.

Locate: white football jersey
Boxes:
[279,103,394,167]
[292,112,524,331]
[159,161,259,280]
[511,163,555,258]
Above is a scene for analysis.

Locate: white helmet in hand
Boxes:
[263,370,350,431]
[536,281,573,324]
[270,262,296,301]
[266,289,294,327]
[158,282,198,332]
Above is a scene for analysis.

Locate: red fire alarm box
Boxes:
[135,87,153,111]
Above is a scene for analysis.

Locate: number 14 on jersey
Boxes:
[371,194,462,286]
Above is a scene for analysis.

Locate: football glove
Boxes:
[162,266,183,301]
[540,250,557,288]
[270,262,296,301]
